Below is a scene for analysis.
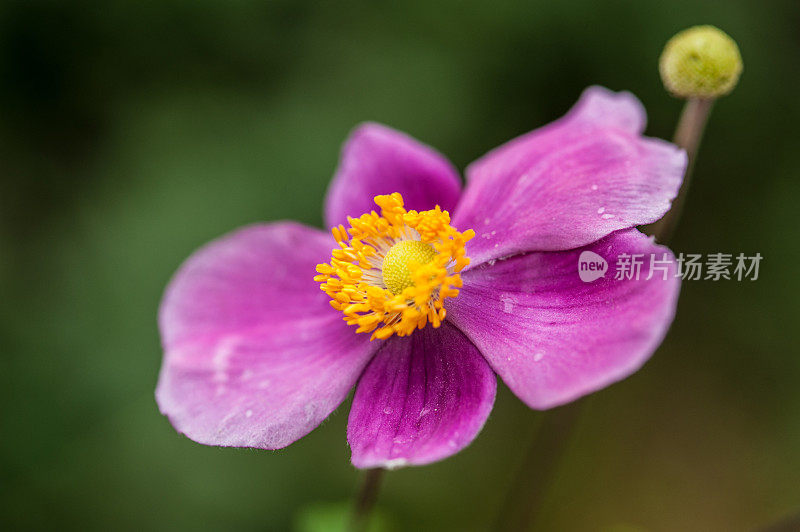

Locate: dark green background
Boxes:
[2,0,799,530]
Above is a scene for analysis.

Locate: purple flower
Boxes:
[156,86,686,468]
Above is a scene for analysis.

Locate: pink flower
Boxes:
[156,87,686,468]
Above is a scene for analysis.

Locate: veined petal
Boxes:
[454,86,686,264]
[156,222,376,449]
[324,123,462,229]
[347,322,496,469]
[447,229,680,410]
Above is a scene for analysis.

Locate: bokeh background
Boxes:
[2,0,799,530]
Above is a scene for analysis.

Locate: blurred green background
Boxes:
[2,0,799,530]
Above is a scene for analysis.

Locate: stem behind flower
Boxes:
[349,468,384,532]
[493,401,584,532]
[650,97,714,242]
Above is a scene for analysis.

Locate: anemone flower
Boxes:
[156,86,686,468]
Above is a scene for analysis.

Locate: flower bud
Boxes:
[659,25,742,98]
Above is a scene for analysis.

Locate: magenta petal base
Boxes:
[156,223,376,449]
[347,322,496,469]
[447,229,680,410]
[324,122,462,228]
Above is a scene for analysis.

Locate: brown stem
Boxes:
[650,97,715,243]
[349,468,385,532]
[493,401,584,531]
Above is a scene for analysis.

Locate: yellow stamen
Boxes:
[316,193,475,340]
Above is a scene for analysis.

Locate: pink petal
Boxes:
[347,322,496,469]
[446,229,680,410]
[156,222,376,449]
[324,123,462,228]
[453,86,686,265]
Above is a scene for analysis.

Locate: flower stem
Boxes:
[493,401,584,531]
[650,97,715,242]
[349,468,384,532]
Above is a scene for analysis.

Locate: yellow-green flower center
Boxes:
[381,240,437,295]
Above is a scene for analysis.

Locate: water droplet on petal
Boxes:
[500,294,516,313]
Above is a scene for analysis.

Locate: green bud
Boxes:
[659,25,743,98]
